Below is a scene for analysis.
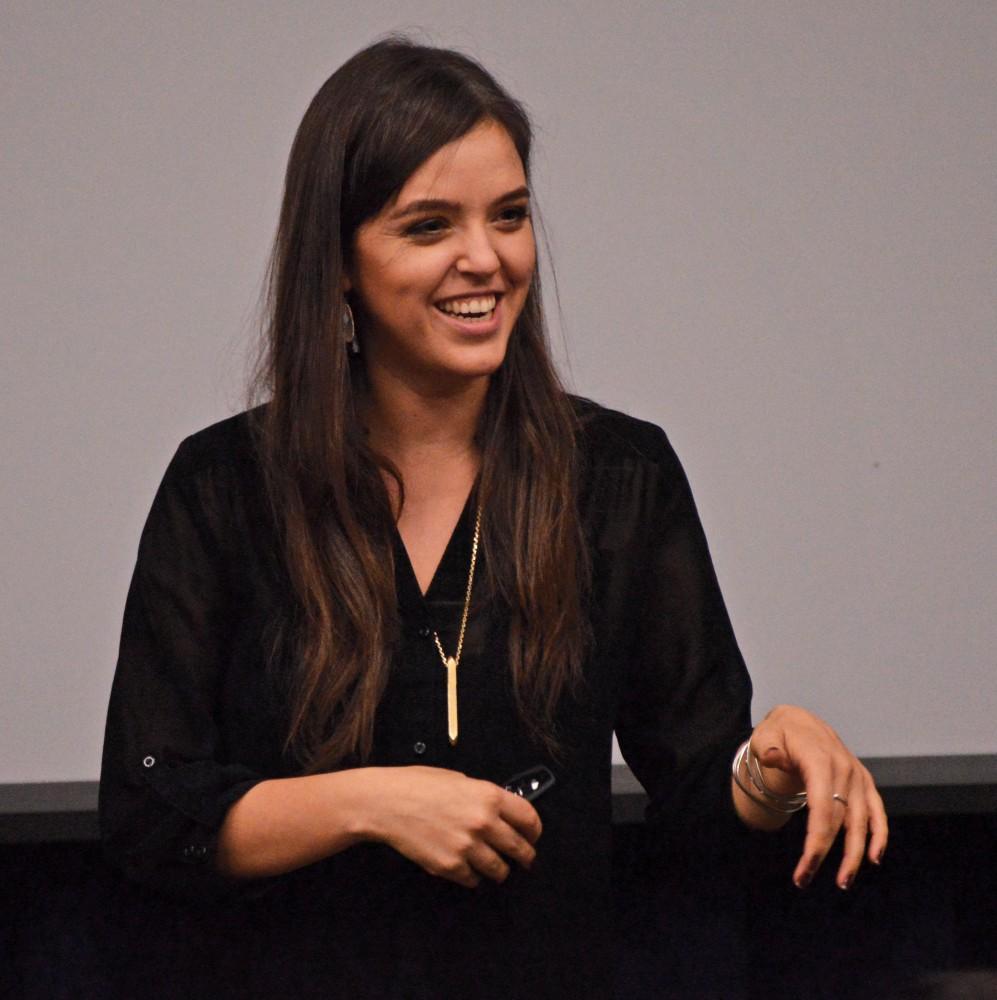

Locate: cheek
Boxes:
[354,242,443,300]
[386,253,454,303]
[513,233,537,285]
[522,229,537,282]
[357,278,425,330]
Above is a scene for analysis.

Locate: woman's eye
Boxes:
[405,217,448,238]
[497,205,530,225]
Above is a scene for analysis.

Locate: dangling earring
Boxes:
[342,302,359,354]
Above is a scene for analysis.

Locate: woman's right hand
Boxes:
[361,765,542,889]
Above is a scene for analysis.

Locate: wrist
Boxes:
[325,767,386,846]
[731,740,807,815]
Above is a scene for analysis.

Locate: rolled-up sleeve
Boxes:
[613,427,753,830]
[99,439,266,900]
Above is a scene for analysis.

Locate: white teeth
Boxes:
[437,294,497,316]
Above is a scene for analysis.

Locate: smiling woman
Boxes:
[98,35,886,1000]
[347,121,536,389]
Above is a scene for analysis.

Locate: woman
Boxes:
[99,38,888,999]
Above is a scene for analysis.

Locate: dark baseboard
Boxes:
[2,755,995,843]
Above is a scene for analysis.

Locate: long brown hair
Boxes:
[249,37,590,772]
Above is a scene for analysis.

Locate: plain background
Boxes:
[2,1,994,783]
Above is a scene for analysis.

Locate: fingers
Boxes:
[472,784,539,875]
[865,769,889,865]
[440,823,532,888]
[467,841,512,884]
[438,859,481,890]
[835,767,870,890]
[434,822,533,889]
[801,761,886,890]
[487,815,538,872]
[497,786,543,844]
[759,706,888,891]
[419,778,541,889]
[792,752,843,888]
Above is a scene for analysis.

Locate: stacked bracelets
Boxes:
[731,739,808,814]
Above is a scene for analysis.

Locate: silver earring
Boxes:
[342,302,359,354]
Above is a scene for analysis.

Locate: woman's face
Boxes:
[346,119,536,391]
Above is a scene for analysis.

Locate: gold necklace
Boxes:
[432,505,482,746]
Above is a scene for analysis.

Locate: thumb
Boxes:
[755,741,789,772]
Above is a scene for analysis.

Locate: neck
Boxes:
[360,367,488,467]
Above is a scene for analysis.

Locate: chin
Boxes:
[438,339,511,379]
[439,360,506,384]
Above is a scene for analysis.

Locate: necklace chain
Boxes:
[432,505,482,745]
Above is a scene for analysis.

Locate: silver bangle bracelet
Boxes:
[731,740,807,814]
[745,742,807,810]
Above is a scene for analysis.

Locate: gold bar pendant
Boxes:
[446,655,458,745]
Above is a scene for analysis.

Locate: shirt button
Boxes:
[417,626,431,638]
[142,756,156,768]
[413,741,426,755]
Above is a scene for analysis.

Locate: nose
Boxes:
[455,224,501,276]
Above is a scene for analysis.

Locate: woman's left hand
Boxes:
[739,704,889,890]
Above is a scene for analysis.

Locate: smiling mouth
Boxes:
[434,293,500,322]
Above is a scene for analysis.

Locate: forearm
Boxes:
[215,764,543,890]
[216,768,383,878]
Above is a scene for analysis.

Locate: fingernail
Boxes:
[873,851,885,865]
[795,872,812,889]
[839,874,855,891]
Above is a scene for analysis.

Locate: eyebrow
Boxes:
[388,185,531,221]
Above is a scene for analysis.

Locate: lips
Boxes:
[433,292,504,334]
[434,292,502,322]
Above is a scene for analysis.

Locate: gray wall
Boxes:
[3,1,994,782]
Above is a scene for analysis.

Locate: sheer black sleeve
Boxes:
[98,438,267,900]
[612,424,753,829]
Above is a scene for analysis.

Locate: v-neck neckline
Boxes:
[392,486,477,607]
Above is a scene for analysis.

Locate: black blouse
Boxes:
[98,397,753,1000]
